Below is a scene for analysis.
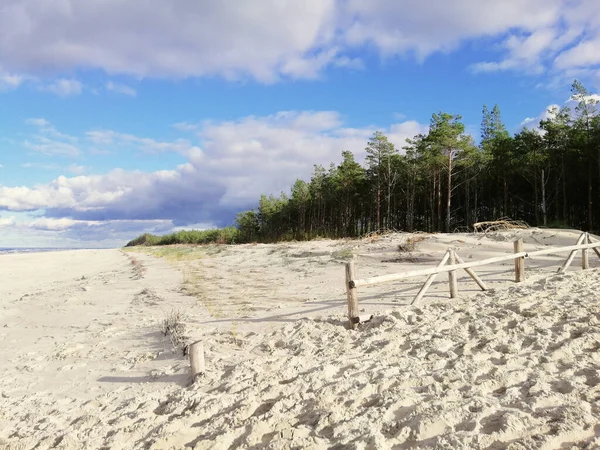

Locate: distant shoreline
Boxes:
[0,247,110,255]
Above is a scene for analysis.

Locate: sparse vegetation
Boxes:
[397,235,426,253]
[125,228,238,247]
[331,248,354,260]
[160,309,188,354]
[125,254,146,279]
[126,80,600,248]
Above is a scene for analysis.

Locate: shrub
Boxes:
[160,309,188,353]
[125,227,240,247]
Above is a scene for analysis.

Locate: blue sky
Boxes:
[1,0,599,247]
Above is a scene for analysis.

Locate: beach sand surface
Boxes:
[1,229,600,449]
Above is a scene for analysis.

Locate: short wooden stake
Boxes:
[345,261,359,330]
[412,250,451,305]
[513,238,525,282]
[454,253,487,291]
[189,341,205,382]
[448,250,458,299]
[582,232,589,269]
[558,233,586,273]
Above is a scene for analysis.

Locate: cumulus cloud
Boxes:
[0,111,427,243]
[469,0,600,78]
[519,93,599,131]
[0,0,338,83]
[0,0,598,84]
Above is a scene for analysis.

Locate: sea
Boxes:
[0,248,83,255]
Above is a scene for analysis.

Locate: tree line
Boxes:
[127,80,600,247]
[235,81,600,242]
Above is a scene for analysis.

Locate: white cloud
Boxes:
[0,111,428,237]
[105,81,136,97]
[42,78,83,96]
[67,164,86,175]
[519,104,561,131]
[519,93,599,131]
[24,119,80,157]
[0,216,16,227]
[0,0,598,84]
[22,162,60,170]
[0,0,338,83]
[343,0,560,60]
[86,130,195,154]
[0,72,25,90]
[172,122,199,132]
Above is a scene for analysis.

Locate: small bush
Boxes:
[332,248,354,260]
[397,236,425,253]
[160,309,188,353]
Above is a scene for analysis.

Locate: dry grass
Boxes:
[473,218,529,233]
[160,308,188,354]
[331,248,355,261]
[145,246,205,262]
[397,235,426,253]
[124,254,146,280]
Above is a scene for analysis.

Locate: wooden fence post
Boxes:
[559,233,586,273]
[582,232,589,270]
[412,250,450,305]
[514,238,525,282]
[189,341,205,382]
[345,261,359,330]
[454,253,488,291]
[448,250,458,298]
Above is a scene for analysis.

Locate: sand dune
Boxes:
[1,230,600,449]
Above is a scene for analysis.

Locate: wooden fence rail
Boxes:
[345,232,598,330]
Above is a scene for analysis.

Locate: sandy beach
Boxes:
[2,229,600,449]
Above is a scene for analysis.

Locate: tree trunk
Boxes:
[437,170,442,232]
[562,156,567,221]
[541,168,547,227]
[446,150,452,233]
[376,181,381,231]
[588,165,593,231]
[503,175,508,217]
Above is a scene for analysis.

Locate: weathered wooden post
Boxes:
[448,250,458,298]
[514,238,525,282]
[189,341,205,382]
[412,250,450,305]
[559,233,586,273]
[345,261,359,330]
[454,253,488,291]
[582,232,589,270]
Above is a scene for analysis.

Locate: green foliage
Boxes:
[126,227,239,247]
[125,79,600,247]
[125,233,161,247]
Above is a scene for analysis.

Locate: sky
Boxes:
[1,0,600,248]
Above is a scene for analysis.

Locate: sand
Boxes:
[1,229,600,449]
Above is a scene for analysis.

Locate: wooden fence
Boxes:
[345,232,600,330]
